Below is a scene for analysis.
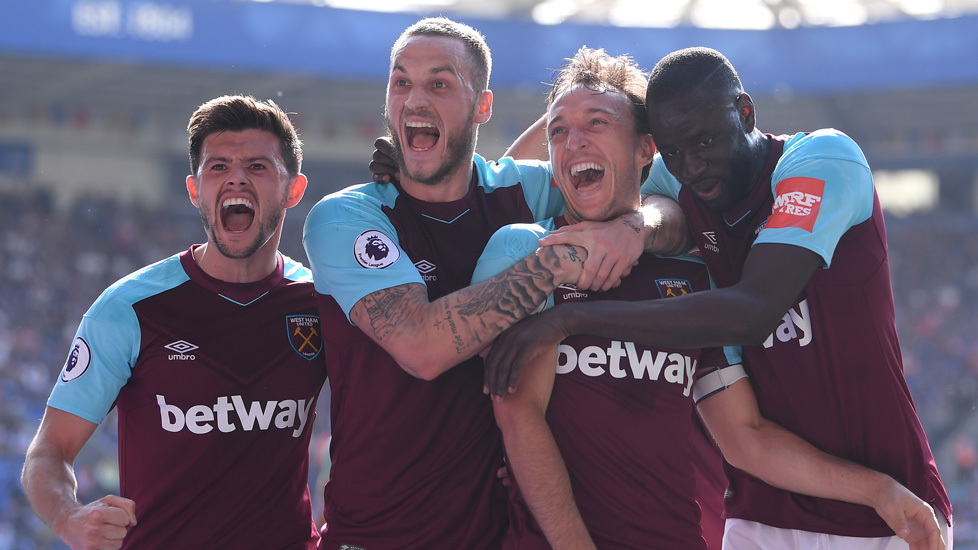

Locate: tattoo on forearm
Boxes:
[447,249,570,356]
[360,248,578,358]
[622,219,641,234]
[360,285,410,341]
[443,301,464,354]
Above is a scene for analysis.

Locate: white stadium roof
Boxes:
[266,0,978,29]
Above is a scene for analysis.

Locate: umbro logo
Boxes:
[415,259,437,282]
[165,340,199,353]
[701,231,719,253]
[165,340,198,360]
[414,260,436,274]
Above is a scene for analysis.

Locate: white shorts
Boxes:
[722,511,952,550]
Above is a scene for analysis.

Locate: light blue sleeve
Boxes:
[472,221,557,312]
[302,184,424,319]
[477,155,565,221]
[755,130,875,268]
[47,255,188,424]
[640,154,683,200]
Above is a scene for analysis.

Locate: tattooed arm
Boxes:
[349,243,588,380]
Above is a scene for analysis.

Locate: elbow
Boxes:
[381,334,455,380]
[718,444,750,472]
[396,357,446,381]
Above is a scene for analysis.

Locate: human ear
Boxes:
[736,92,756,132]
[186,175,199,207]
[285,174,308,208]
[475,90,493,124]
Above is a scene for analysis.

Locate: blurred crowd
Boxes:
[0,188,975,548]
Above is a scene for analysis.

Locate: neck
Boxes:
[746,131,771,193]
[400,160,475,203]
[193,240,280,284]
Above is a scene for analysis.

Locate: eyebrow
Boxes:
[392,63,460,79]
[205,155,274,165]
[548,106,620,128]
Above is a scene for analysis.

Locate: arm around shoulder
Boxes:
[697,380,945,550]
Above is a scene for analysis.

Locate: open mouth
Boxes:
[405,120,439,152]
[221,197,255,233]
[570,161,605,188]
[691,179,721,201]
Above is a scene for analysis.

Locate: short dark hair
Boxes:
[187,95,302,178]
[548,46,650,136]
[646,47,743,106]
[392,17,492,93]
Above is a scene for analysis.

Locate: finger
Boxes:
[576,256,598,290]
[601,261,632,292]
[101,495,137,525]
[102,522,130,541]
[538,228,585,248]
[485,345,506,397]
[591,257,618,292]
[373,135,392,149]
[493,344,517,397]
[506,358,522,394]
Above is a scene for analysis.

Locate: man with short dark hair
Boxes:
[302,17,686,550]
[22,95,328,549]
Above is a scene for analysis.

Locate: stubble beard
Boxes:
[198,199,284,260]
[386,111,477,187]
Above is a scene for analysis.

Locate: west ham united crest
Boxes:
[655,278,692,298]
[287,315,322,360]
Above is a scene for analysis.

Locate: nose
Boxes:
[225,162,250,186]
[404,86,430,111]
[565,126,588,151]
[678,150,706,182]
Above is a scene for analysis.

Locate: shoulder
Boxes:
[473,221,554,284]
[491,220,553,242]
[641,154,683,199]
[304,182,399,229]
[281,255,313,283]
[88,253,189,319]
[476,154,553,192]
[780,129,869,168]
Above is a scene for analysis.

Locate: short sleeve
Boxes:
[48,300,141,424]
[755,130,874,268]
[640,154,684,200]
[478,155,564,221]
[472,221,556,312]
[302,185,424,319]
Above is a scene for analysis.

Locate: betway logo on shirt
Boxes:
[767,177,825,232]
[762,299,813,349]
[157,394,314,438]
[556,341,697,397]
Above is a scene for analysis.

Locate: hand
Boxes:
[369,136,399,184]
[496,464,510,488]
[484,310,568,398]
[539,218,642,292]
[56,495,137,550]
[872,481,945,550]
